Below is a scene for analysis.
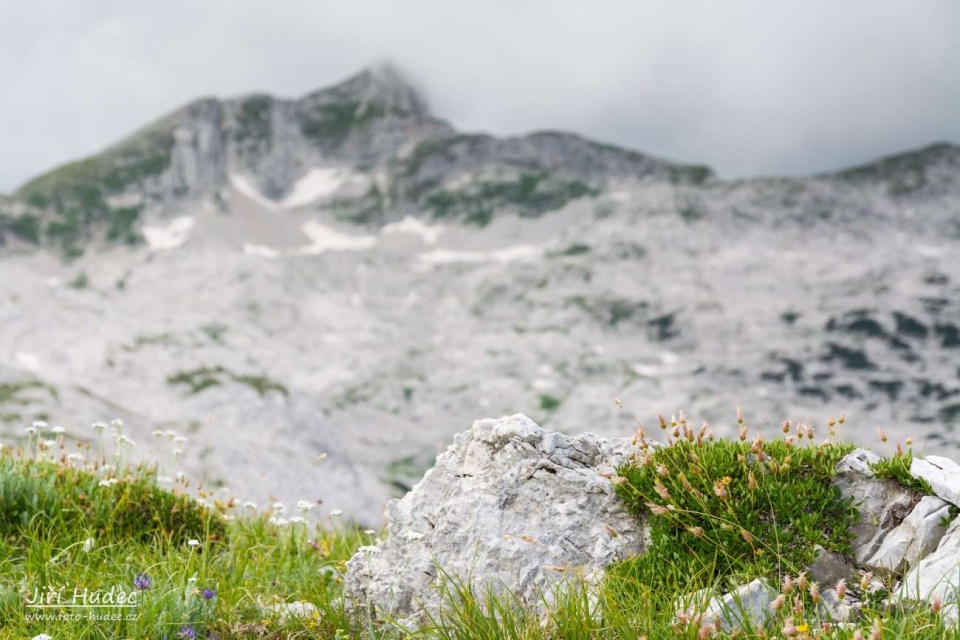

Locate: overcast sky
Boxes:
[2,1,959,192]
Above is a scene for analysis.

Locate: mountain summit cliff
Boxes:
[2,64,711,255]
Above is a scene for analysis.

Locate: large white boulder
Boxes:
[911,456,960,508]
[864,495,951,574]
[832,449,920,564]
[899,516,960,612]
[344,414,647,625]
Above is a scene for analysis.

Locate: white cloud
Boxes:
[1,0,958,191]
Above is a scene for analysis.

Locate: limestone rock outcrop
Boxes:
[344,414,646,625]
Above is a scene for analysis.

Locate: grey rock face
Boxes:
[808,545,856,588]
[864,495,951,574]
[820,588,856,623]
[833,450,921,564]
[343,414,646,624]
[898,516,960,607]
[678,579,777,633]
[911,456,960,507]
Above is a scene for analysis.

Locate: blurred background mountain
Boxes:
[1,2,958,525]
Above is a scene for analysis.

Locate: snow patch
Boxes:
[15,352,41,372]
[142,217,196,251]
[630,363,660,377]
[660,351,679,365]
[243,243,280,259]
[297,222,377,255]
[916,244,945,259]
[230,174,279,212]
[281,168,351,209]
[531,378,556,392]
[380,216,443,245]
[417,245,542,266]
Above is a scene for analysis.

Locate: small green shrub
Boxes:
[233,94,274,149]
[613,414,857,598]
[870,450,934,495]
[68,272,89,289]
[5,214,42,244]
[105,205,142,245]
[538,395,562,412]
[167,366,288,398]
[553,243,591,257]
[425,173,597,223]
[0,380,57,406]
[300,101,385,146]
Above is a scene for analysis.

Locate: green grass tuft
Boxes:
[870,450,935,495]
[0,434,372,639]
[613,419,857,596]
[0,451,224,546]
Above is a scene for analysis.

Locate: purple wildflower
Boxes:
[202,588,216,600]
[178,626,197,639]
[133,573,152,590]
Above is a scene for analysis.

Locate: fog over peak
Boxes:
[2,0,958,191]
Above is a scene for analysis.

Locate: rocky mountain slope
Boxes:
[0,64,958,525]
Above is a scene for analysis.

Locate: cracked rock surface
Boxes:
[344,414,646,624]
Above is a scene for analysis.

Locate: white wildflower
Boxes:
[156,476,173,484]
[51,426,65,435]
[242,501,258,511]
[297,500,314,514]
[164,429,178,439]
[152,430,164,437]
[98,478,118,488]
[110,418,124,429]
[272,501,286,514]
[82,538,95,552]
[329,509,343,518]
[32,634,53,640]
[317,452,328,461]
[92,422,107,433]
[187,539,200,547]
[268,516,289,527]
[38,439,57,451]
[33,421,48,430]
[173,435,187,444]
[288,516,306,525]
[24,426,37,435]
[400,530,425,541]
[357,545,381,555]
[363,529,376,536]
[67,453,84,462]
[223,514,237,522]
[115,435,135,447]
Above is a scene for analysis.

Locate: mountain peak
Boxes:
[831,141,960,197]
[301,62,430,119]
